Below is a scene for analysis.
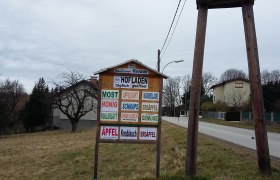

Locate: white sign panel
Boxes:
[113,76,148,89]
[101,90,119,99]
[141,113,158,123]
[139,127,157,141]
[100,112,118,121]
[121,102,139,111]
[141,102,159,112]
[121,112,138,122]
[114,68,149,75]
[131,77,148,89]
[142,92,159,101]
[119,127,138,140]
[100,126,119,140]
[113,76,131,88]
[122,90,139,100]
[101,99,118,112]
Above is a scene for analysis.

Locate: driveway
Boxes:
[163,116,280,159]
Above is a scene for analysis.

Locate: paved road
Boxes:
[163,116,280,159]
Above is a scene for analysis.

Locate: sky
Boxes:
[0,0,279,93]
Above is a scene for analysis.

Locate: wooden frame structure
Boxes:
[93,59,167,179]
[186,0,271,176]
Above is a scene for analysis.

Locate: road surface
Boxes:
[163,116,280,159]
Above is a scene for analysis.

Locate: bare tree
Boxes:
[261,69,280,85]
[261,70,271,85]
[225,87,248,108]
[220,68,247,82]
[182,74,192,94]
[0,79,27,133]
[202,72,217,96]
[270,70,280,83]
[163,76,181,116]
[52,71,97,131]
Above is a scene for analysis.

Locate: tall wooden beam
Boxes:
[242,4,271,175]
[186,6,208,176]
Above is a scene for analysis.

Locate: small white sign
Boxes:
[142,92,159,101]
[139,127,157,141]
[100,112,118,121]
[121,112,138,122]
[101,99,118,112]
[122,90,139,100]
[100,126,119,140]
[101,90,119,99]
[119,127,138,140]
[141,113,158,123]
[141,102,159,112]
[121,102,139,111]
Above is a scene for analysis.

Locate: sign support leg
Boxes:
[186,6,208,176]
[242,3,271,175]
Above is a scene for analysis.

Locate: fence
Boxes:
[240,112,280,125]
[202,111,226,120]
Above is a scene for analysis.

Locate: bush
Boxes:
[201,101,229,112]
[225,111,240,121]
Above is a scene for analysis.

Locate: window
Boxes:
[235,82,243,88]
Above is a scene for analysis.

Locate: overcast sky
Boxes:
[0,0,279,93]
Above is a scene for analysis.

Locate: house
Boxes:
[211,78,251,107]
[52,77,98,130]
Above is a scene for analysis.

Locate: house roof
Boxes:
[211,78,249,89]
[94,59,168,79]
[53,80,98,99]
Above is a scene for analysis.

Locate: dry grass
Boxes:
[0,122,280,180]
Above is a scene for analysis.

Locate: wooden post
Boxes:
[242,4,271,174]
[186,6,208,176]
[156,77,163,178]
[93,76,102,180]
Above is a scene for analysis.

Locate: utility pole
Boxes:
[157,49,161,71]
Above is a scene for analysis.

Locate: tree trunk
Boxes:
[71,121,78,131]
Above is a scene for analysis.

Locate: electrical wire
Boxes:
[162,0,187,57]
[160,0,182,53]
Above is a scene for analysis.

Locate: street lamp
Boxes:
[161,59,184,117]
[162,60,184,73]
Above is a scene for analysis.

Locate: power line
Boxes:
[162,0,187,57]
[160,0,182,53]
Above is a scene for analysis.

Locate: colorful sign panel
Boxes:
[141,113,158,123]
[142,92,159,101]
[100,112,118,121]
[139,127,157,141]
[120,127,138,140]
[113,76,148,89]
[122,90,139,100]
[101,90,119,99]
[100,126,119,140]
[121,112,138,122]
[141,102,159,112]
[101,99,118,112]
[121,101,139,111]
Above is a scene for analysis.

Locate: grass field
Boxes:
[1,121,280,179]
[200,118,280,133]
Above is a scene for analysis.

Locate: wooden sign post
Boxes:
[186,0,271,176]
[93,59,167,179]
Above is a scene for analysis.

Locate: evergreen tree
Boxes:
[22,78,51,132]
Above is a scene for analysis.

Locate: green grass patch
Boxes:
[1,122,280,179]
[200,118,280,133]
